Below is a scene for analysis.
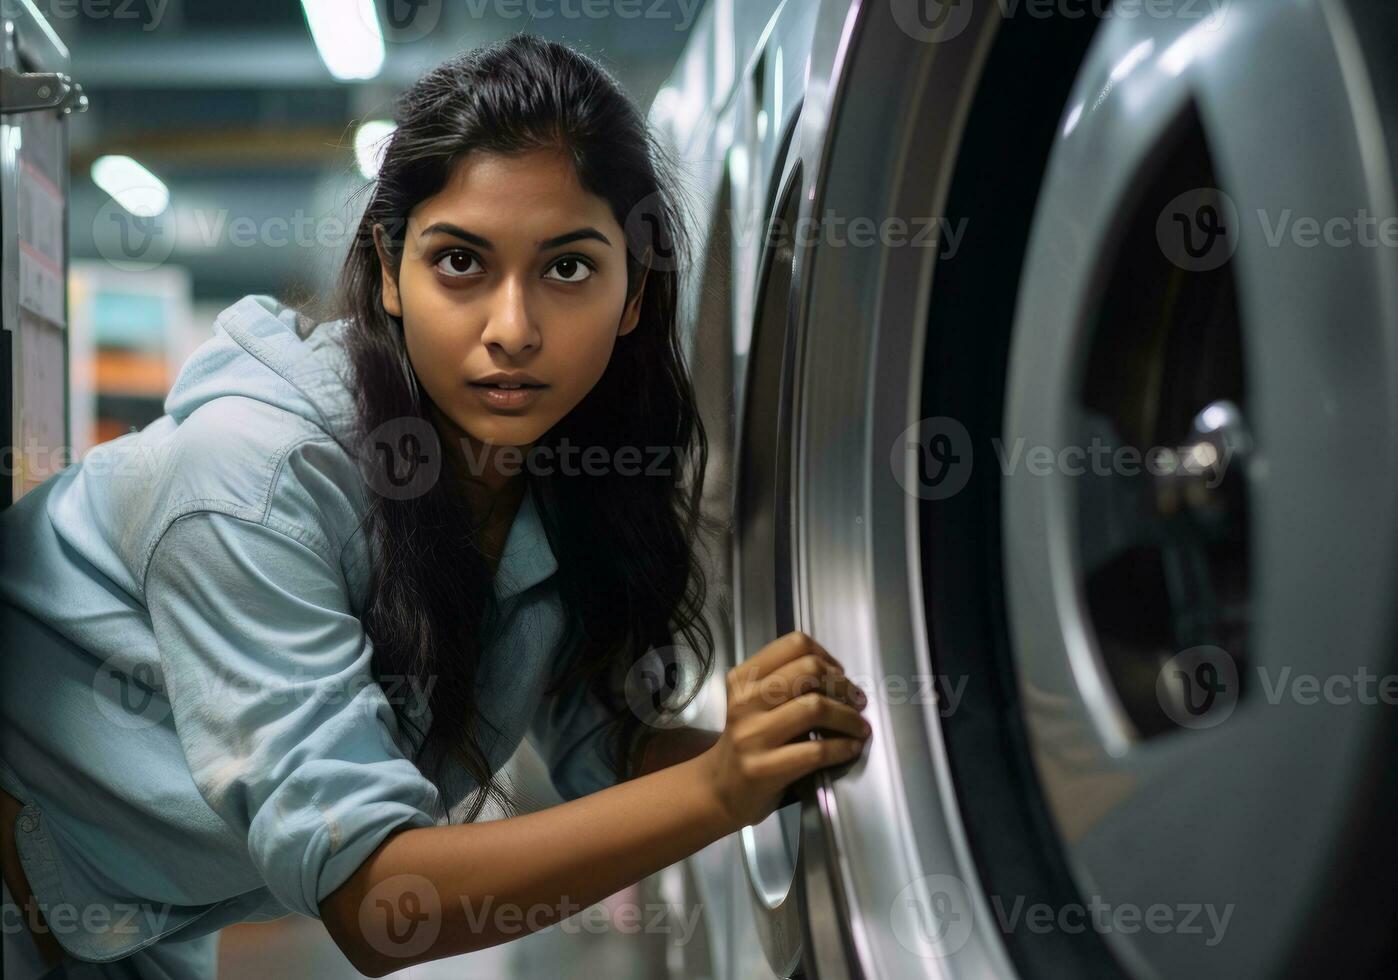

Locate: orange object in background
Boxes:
[90,347,172,445]
[93,418,137,445]
[93,348,170,398]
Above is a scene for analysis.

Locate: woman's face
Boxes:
[375,147,644,489]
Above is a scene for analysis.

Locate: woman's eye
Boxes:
[545,256,594,284]
[435,250,481,278]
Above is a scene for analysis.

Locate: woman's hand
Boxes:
[698,630,871,829]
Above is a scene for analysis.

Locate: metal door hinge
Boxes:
[1,67,87,114]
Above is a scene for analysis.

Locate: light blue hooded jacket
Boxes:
[0,294,620,964]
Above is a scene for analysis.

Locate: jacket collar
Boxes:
[493,480,559,603]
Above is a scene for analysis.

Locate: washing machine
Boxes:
[647,1,1398,977]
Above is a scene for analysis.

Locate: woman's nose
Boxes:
[480,278,540,354]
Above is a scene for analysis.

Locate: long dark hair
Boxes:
[296,33,718,822]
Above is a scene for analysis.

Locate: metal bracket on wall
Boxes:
[0,67,86,114]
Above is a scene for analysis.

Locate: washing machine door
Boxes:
[1002,1,1398,976]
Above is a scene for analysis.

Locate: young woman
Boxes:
[0,34,871,977]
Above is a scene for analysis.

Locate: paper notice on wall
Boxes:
[14,309,67,500]
[16,109,67,330]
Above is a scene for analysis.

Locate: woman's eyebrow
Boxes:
[419,222,613,251]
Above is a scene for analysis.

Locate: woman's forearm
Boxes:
[635,726,722,776]
[320,751,734,977]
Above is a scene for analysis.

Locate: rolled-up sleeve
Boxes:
[527,675,624,802]
[144,511,443,920]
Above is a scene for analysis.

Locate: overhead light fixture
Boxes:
[91,155,169,217]
[301,0,385,81]
[354,119,397,179]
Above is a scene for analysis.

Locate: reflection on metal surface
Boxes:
[1076,106,1250,745]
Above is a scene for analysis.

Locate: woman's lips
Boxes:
[469,382,546,409]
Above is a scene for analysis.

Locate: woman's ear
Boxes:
[373,223,403,318]
[618,261,649,337]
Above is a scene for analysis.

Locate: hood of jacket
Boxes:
[0,295,364,614]
[162,293,358,447]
